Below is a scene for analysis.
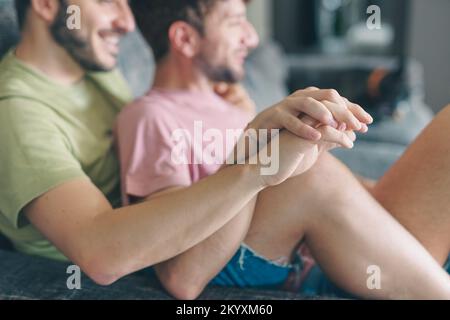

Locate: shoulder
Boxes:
[0,99,63,151]
[117,91,177,128]
[0,52,42,99]
[0,97,55,125]
[88,69,133,105]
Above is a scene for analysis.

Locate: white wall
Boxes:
[247,0,450,112]
[410,0,450,112]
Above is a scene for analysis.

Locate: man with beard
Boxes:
[0,0,448,300]
[0,0,369,286]
[115,0,450,299]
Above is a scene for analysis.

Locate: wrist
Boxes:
[247,115,263,131]
[240,163,267,191]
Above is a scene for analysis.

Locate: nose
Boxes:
[243,21,260,50]
[113,0,136,34]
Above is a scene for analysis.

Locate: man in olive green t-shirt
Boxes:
[0,50,132,260]
[1,0,449,300]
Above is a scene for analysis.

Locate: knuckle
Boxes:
[345,109,355,119]
[304,96,316,105]
[274,106,284,118]
[321,126,332,135]
[326,89,341,102]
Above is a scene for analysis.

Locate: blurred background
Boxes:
[0,0,449,179]
[236,0,450,178]
[247,0,450,114]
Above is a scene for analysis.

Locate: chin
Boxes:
[233,69,245,82]
[94,54,118,71]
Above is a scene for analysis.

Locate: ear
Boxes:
[168,21,201,59]
[30,0,61,26]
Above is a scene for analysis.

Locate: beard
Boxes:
[194,52,243,84]
[50,0,116,72]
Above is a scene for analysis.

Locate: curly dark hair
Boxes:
[129,0,250,62]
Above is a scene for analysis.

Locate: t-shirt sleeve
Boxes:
[0,99,87,229]
[116,105,192,201]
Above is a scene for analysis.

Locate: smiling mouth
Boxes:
[100,32,121,56]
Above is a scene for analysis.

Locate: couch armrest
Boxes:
[0,250,308,300]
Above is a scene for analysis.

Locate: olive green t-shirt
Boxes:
[0,50,133,261]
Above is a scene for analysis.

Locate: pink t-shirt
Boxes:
[115,88,252,205]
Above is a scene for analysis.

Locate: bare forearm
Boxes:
[155,197,257,298]
[153,134,318,296]
[82,165,263,283]
[275,130,320,178]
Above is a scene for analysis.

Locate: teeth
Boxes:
[104,37,119,46]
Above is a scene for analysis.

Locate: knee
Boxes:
[436,104,450,122]
[305,152,355,194]
[442,104,450,113]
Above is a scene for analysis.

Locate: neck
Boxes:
[153,55,213,93]
[15,25,85,85]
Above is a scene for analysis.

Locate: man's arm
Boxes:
[25,164,264,286]
[147,188,258,300]
[145,126,356,300]
[24,89,368,293]
[24,116,321,289]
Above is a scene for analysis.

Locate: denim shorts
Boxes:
[210,245,450,298]
[210,243,350,298]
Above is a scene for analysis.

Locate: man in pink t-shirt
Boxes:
[114,0,450,300]
[117,89,252,205]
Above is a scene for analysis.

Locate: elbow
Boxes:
[86,270,119,287]
[157,267,205,300]
[79,254,126,287]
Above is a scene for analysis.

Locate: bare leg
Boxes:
[245,152,450,299]
[374,105,450,265]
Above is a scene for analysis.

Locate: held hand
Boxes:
[214,82,257,116]
[255,115,358,188]
[301,115,357,153]
[248,87,373,141]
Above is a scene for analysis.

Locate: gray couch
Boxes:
[0,0,434,300]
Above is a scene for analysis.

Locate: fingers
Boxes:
[321,100,362,131]
[317,125,355,149]
[215,83,256,114]
[214,82,230,95]
[294,88,371,131]
[344,98,374,124]
[285,96,337,127]
[252,87,371,142]
[344,130,357,142]
[304,86,320,91]
[284,114,322,141]
[360,123,369,133]
[299,114,320,127]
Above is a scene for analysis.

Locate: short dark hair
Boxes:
[15,0,31,30]
[130,0,249,63]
